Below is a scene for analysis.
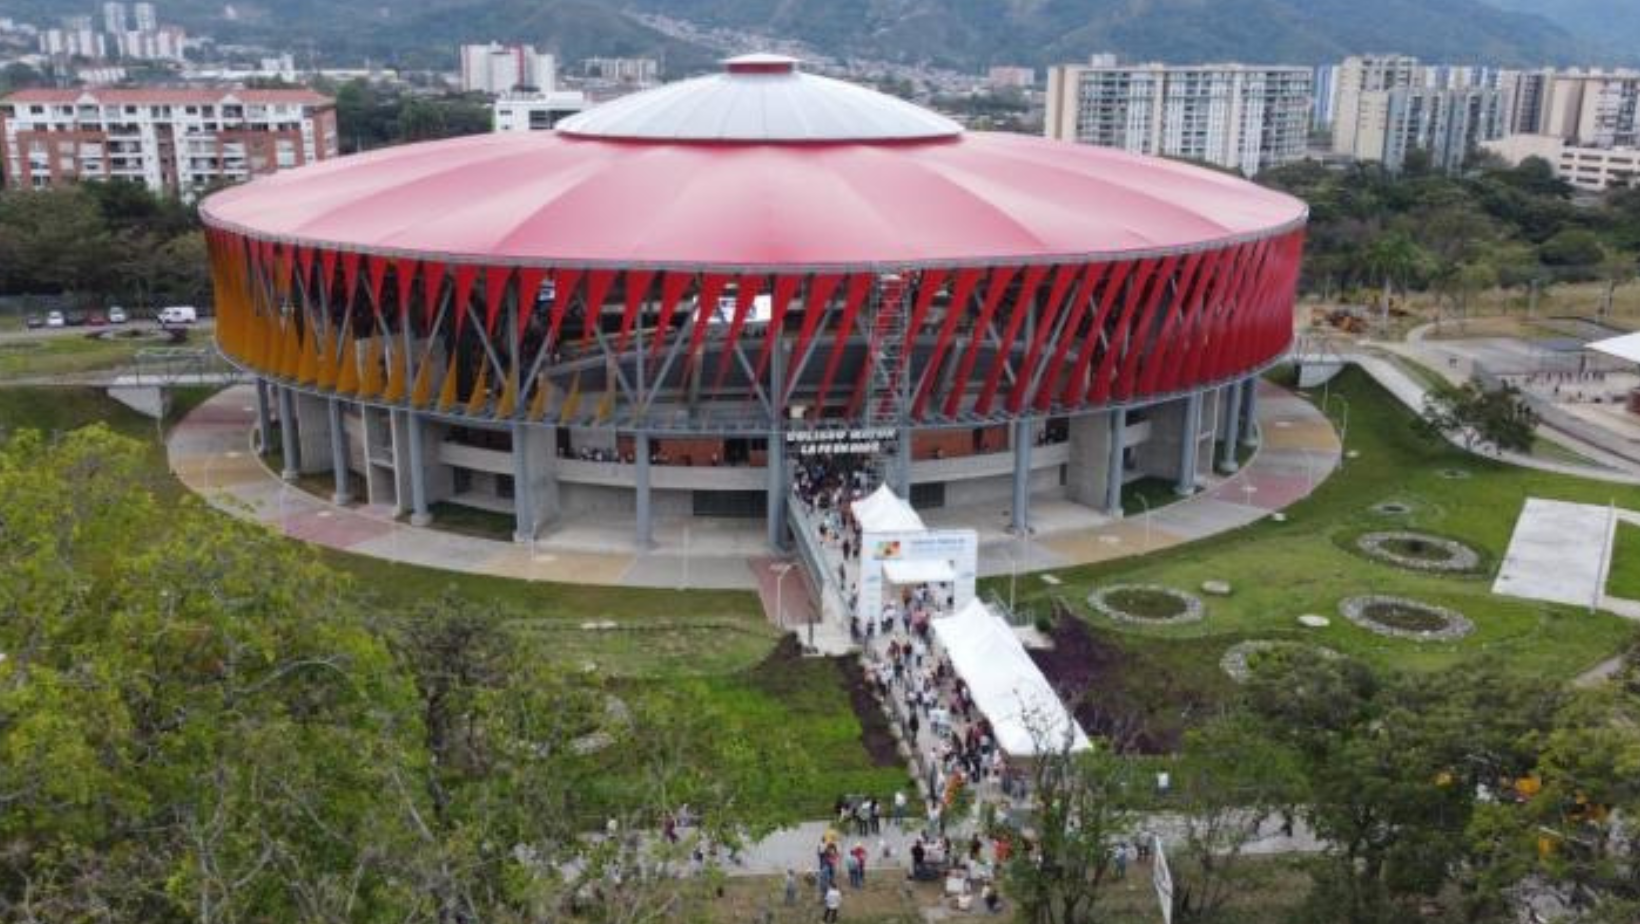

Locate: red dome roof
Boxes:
[201,129,1305,271]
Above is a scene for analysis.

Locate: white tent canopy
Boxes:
[930,599,1091,757]
[881,558,956,585]
[1589,331,1640,366]
[852,484,926,533]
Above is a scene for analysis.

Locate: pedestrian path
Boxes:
[167,381,1342,594]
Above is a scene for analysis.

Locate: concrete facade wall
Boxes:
[293,392,334,476]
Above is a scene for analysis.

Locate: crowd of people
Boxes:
[1509,367,1634,405]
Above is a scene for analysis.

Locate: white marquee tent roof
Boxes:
[852,484,926,534]
[930,599,1091,757]
[881,558,956,585]
[1588,331,1640,366]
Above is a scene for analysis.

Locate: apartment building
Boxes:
[1044,61,1312,175]
[0,87,337,197]
[1331,54,1420,155]
[460,43,555,95]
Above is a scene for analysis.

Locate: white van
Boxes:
[157,305,198,325]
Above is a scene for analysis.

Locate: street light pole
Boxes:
[1136,492,1152,552]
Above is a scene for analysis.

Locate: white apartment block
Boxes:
[133,3,157,32]
[1044,62,1312,176]
[1484,133,1640,191]
[491,90,589,132]
[460,43,554,95]
[0,87,338,198]
[1331,55,1420,155]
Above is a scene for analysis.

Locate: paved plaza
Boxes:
[167,381,1343,593]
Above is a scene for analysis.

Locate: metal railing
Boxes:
[785,490,850,624]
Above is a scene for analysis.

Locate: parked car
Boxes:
[24,314,44,329]
[86,310,107,326]
[157,305,198,325]
[107,306,128,324]
[63,311,88,327]
[45,311,65,328]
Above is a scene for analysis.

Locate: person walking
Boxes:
[893,790,907,830]
[823,883,842,923]
[784,868,798,906]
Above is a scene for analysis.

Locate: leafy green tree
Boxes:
[1363,231,1431,326]
[1416,379,1538,454]
[1004,730,1139,924]
[0,425,428,922]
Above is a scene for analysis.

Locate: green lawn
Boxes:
[0,334,157,379]
[996,367,1640,691]
[1609,522,1640,601]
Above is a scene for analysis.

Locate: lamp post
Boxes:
[1324,392,1350,467]
[1136,492,1152,553]
[772,562,794,629]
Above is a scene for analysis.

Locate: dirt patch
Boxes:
[1030,608,1224,755]
[835,656,904,769]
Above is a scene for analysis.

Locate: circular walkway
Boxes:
[167,382,1342,590]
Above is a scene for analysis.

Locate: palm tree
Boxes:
[1363,232,1425,331]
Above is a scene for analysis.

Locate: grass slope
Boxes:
[996,367,1639,694]
[1608,522,1640,600]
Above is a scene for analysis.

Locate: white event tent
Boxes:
[852,483,926,533]
[930,598,1091,758]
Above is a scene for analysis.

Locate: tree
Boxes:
[1416,379,1538,455]
[0,425,428,922]
[1362,231,1431,328]
[1004,723,1139,924]
[1169,711,1305,924]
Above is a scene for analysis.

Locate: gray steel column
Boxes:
[327,397,351,504]
[406,412,432,527]
[254,379,273,456]
[766,431,786,551]
[634,431,653,548]
[276,385,300,481]
[1240,378,1260,446]
[894,426,912,497]
[1218,381,1243,474]
[1104,408,1126,517]
[1010,417,1032,534]
[511,421,534,543]
[1176,392,1201,496]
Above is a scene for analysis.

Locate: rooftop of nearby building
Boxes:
[1,87,333,107]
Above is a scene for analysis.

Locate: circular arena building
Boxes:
[201,55,1306,551]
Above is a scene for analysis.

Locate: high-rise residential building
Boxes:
[1500,68,1557,135]
[1312,64,1339,130]
[491,89,589,132]
[133,2,158,32]
[1331,54,1420,155]
[102,1,128,34]
[0,87,338,198]
[1044,61,1312,175]
[459,43,555,94]
[1352,85,1503,173]
[582,57,660,86]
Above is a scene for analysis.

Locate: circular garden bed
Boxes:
[1339,595,1474,641]
[1220,640,1341,683]
[1356,531,1481,573]
[1087,584,1205,626]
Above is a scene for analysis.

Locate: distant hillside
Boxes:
[2,0,1625,70]
[620,0,1611,68]
[1481,0,1640,61]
